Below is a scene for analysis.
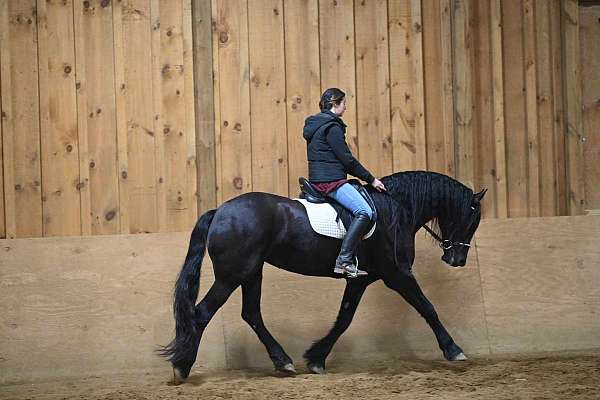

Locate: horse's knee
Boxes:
[241,308,261,326]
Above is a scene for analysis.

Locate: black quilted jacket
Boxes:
[303,111,374,184]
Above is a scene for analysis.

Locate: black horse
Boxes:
[161,171,486,383]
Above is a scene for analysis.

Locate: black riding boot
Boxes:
[334,213,372,278]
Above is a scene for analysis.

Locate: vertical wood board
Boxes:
[37,0,81,236]
[319,0,359,156]
[214,0,252,201]
[284,0,320,195]
[355,0,392,179]
[74,0,120,235]
[248,1,288,194]
[0,0,43,238]
[192,0,216,214]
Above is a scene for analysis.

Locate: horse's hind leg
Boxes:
[173,279,237,383]
[241,270,296,374]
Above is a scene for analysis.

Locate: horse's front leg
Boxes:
[303,276,377,374]
[383,270,466,361]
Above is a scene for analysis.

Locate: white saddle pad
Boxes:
[295,199,376,240]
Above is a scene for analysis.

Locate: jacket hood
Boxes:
[303,111,346,141]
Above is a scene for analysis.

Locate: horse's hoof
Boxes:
[307,363,326,374]
[278,363,297,375]
[451,352,468,361]
[173,368,186,385]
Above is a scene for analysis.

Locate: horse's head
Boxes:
[438,188,486,267]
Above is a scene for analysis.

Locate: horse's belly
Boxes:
[264,238,341,278]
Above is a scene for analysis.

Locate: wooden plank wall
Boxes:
[0,0,594,238]
[0,0,196,238]
[208,0,582,219]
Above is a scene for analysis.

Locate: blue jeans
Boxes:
[327,183,373,220]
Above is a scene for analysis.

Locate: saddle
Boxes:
[298,177,377,236]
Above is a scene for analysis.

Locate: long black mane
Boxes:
[368,171,475,248]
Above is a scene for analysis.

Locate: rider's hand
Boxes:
[371,178,387,192]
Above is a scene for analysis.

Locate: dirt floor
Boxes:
[2,353,599,400]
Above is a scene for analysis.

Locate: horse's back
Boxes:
[206,192,341,277]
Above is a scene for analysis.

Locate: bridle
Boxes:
[381,190,472,251]
[421,223,471,251]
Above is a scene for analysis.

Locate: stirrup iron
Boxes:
[334,257,368,278]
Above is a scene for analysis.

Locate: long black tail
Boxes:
[158,209,216,364]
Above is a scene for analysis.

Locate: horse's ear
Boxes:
[473,188,487,202]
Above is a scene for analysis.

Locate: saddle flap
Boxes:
[295,199,376,240]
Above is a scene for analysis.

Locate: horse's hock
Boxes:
[1,216,599,384]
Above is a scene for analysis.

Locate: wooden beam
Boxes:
[248,0,288,195]
[355,0,392,178]
[0,0,43,238]
[551,0,567,215]
[154,0,197,231]
[453,0,474,188]
[0,28,4,238]
[150,0,166,233]
[284,0,320,195]
[411,0,427,171]
[502,0,529,217]
[490,0,508,218]
[524,0,541,217]
[562,0,585,215]
[319,0,359,156]
[440,0,455,177]
[183,0,198,225]
[389,0,420,172]
[471,0,495,217]
[192,0,217,214]
[37,0,81,236]
[214,0,252,201]
[211,0,223,205]
[74,0,120,235]
[423,0,447,174]
[580,5,600,211]
[535,0,558,217]
[112,0,130,233]
[114,0,159,233]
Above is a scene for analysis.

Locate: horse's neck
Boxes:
[401,183,449,228]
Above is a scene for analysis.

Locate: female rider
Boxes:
[303,88,386,278]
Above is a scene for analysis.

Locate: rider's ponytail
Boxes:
[319,88,346,112]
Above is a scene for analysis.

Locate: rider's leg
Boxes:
[327,183,373,277]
